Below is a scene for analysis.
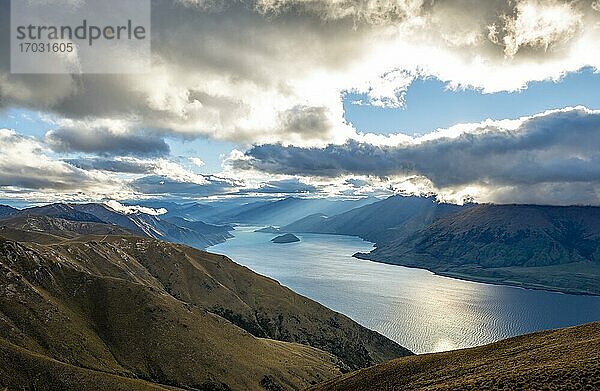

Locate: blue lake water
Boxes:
[210,227,600,354]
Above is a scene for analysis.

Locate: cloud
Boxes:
[104,200,167,216]
[45,127,170,157]
[0,128,119,192]
[497,0,583,57]
[232,107,600,205]
[64,157,157,174]
[189,157,206,167]
[130,175,240,198]
[277,106,335,141]
[0,125,233,201]
[241,178,319,195]
[2,0,600,147]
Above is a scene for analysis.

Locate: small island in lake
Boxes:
[271,233,301,243]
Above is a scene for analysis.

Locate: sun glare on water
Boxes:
[432,338,457,353]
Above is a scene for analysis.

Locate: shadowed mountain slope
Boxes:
[0,222,410,390]
[363,204,600,294]
[23,203,105,223]
[0,205,18,220]
[284,195,466,243]
[311,322,600,391]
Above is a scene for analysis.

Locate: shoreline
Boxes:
[353,252,600,297]
[218,227,600,297]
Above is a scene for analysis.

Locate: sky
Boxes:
[1,0,600,206]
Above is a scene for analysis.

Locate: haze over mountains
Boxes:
[283,195,467,243]
[154,197,377,226]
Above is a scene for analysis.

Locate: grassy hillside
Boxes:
[365,204,600,295]
[0,221,410,390]
[312,322,600,391]
[0,214,132,238]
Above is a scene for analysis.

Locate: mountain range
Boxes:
[283,195,467,242]
[153,197,377,226]
[0,219,410,390]
[1,197,598,389]
[12,195,598,295]
[0,202,233,249]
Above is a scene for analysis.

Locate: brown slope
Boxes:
[0,338,175,391]
[312,322,600,391]
[41,235,411,369]
[0,228,410,390]
[0,237,341,390]
[0,214,131,242]
[84,236,412,368]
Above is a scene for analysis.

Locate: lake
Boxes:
[209,227,600,354]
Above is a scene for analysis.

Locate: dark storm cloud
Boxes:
[45,128,170,157]
[130,175,240,197]
[233,107,600,204]
[63,157,157,174]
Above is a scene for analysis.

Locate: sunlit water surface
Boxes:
[210,227,600,354]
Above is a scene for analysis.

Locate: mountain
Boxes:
[22,203,105,223]
[0,205,18,219]
[1,203,233,249]
[311,322,600,391]
[74,203,233,249]
[0,214,131,243]
[362,204,600,294]
[0,221,411,390]
[163,216,234,246]
[230,197,378,226]
[160,197,377,226]
[283,198,600,294]
[160,201,222,222]
[284,195,467,242]
[72,203,206,243]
